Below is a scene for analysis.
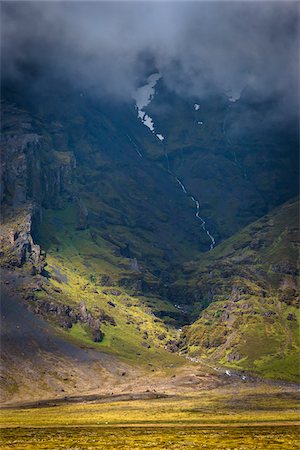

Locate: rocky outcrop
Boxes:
[1,133,40,207]
[271,260,298,276]
[1,101,78,274]
[0,205,45,274]
[25,293,115,342]
[37,150,76,209]
[1,101,76,210]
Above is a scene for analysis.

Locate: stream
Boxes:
[132,73,216,251]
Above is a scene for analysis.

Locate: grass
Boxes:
[2,384,299,426]
[1,425,299,449]
[31,205,184,369]
[182,199,300,382]
[1,384,299,449]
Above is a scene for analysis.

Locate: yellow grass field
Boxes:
[1,384,299,449]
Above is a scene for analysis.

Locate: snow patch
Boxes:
[133,73,164,139]
[142,114,155,132]
[135,73,161,110]
[133,75,216,252]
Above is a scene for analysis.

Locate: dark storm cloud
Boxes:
[1,1,299,116]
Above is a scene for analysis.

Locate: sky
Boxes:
[1,1,299,119]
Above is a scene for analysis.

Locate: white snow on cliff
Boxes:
[133,73,164,140]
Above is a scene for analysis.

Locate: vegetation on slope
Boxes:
[181,199,299,381]
[1,78,299,388]
[31,204,184,367]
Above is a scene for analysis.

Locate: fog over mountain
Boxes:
[2,1,299,119]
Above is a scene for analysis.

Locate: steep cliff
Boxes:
[0,205,43,274]
[0,101,76,274]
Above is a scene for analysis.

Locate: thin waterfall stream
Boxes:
[132,73,216,251]
[165,153,216,250]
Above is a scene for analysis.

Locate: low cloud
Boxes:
[1,1,299,118]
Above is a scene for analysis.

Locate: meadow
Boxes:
[1,425,299,449]
[1,384,299,449]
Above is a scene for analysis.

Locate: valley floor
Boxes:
[1,424,299,449]
[1,381,299,449]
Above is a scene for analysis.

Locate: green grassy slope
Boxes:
[32,204,184,367]
[181,199,299,381]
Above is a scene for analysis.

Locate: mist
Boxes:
[1,1,299,118]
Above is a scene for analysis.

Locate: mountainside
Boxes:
[3,76,298,256]
[1,75,299,403]
[142,80,299,241]
[2,5,300,450]
[181,199,299,381]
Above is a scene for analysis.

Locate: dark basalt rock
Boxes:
[0,103,83,276]
[103,289,121,296]
[25,295,115,340]
[107,301,116,307]
[141,342,151,348]
[165,339,180,353]
[0,204,45,274]
[1,108,76,210]
[262,310,276,317]
[157,333,166,340]
[271,261,298,276]
[92,329,104,343]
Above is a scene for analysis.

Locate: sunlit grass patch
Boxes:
[1,425,299,449]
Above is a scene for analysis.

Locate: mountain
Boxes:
[0,75,299,402]
[180,199,299,382]
[143,80,299,241]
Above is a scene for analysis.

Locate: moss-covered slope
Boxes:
[181,199,299,381]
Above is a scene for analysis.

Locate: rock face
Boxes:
[1,133,40,207]
[25,294,113,342]
[0,205,44,274]
[1,102,76,209]
[1,101,76,274]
